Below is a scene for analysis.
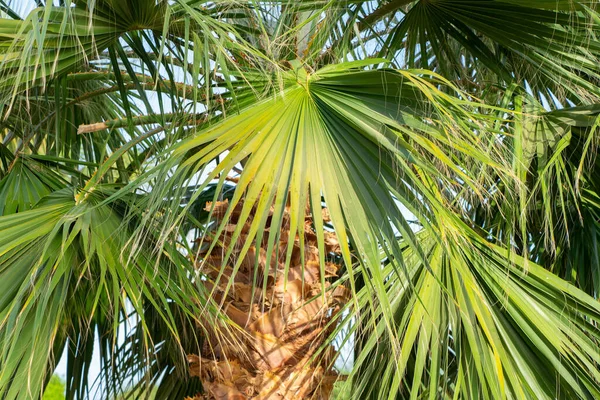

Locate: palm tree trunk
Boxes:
[187,200,346,400]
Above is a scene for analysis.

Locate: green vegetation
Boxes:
[1,1,600,399]
[42,376,65,400]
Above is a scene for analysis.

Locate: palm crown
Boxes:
[1,1,600,399]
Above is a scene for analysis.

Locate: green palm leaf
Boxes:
[0,187,213,399]
[352,0,600,103]
[343,226,600,399]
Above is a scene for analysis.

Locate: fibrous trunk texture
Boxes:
[186,200,347,400]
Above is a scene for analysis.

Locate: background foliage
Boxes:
[42,376,65,400]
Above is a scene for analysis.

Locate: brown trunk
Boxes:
[186,200,347,400]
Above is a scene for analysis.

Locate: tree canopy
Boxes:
[1,1,600,399]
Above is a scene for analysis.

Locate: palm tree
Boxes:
[2,0,600,399]
[187,199,345,399]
